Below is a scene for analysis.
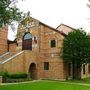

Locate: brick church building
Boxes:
[0,17,90,80]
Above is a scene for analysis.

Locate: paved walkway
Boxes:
[0,80,90,86]
[45,80,90,86]
[60,81,90,86]
[0,80,41,85]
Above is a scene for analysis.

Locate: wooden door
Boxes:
[23,39,32,50]
[22,33,32,50]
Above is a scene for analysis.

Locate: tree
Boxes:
[63,29,90,79]
[87,0,90,8]
[0,0,24,27]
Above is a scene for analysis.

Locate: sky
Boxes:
[16,0,90,33]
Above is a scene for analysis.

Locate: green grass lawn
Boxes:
[0,80,90,90]
[66,77,90,84]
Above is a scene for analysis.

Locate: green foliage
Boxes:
[20,11,30,26]
[63,29,90,79]
[0,71,10,79]
[9,72,27,79]
[0,71,31,83]
[0,71,27,79]
[0,0,24,27]
[21,16,30,26]
[63,29,90,65]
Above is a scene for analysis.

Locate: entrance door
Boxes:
[22,33,32,50]
[29,63,37,79]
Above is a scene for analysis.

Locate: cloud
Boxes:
[17,0,90,32]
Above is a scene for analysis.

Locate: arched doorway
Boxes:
[22,32,32,50]
[29,63,37,79]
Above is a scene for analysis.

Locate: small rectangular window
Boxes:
[51,40,56,48]
[44,62,49,70]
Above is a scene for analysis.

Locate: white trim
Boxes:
[0,52,10,57]
[0,51,24,64]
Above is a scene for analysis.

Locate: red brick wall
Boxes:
[0,27,8,54]
[9,43,17,53]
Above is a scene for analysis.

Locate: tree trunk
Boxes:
[72,62,75,79]
[77,64,82,79]
[72,61,76,79]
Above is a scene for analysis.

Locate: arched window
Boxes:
[50,39,56,48]
[23,33,32,40]
[22,33,32,50]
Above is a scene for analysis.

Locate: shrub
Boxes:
[6,78,32,83]
[0,71,28,79]
[0,71,10,79]
[9,72,27,79]
[0,71,10,82]
[0,71,28,83]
